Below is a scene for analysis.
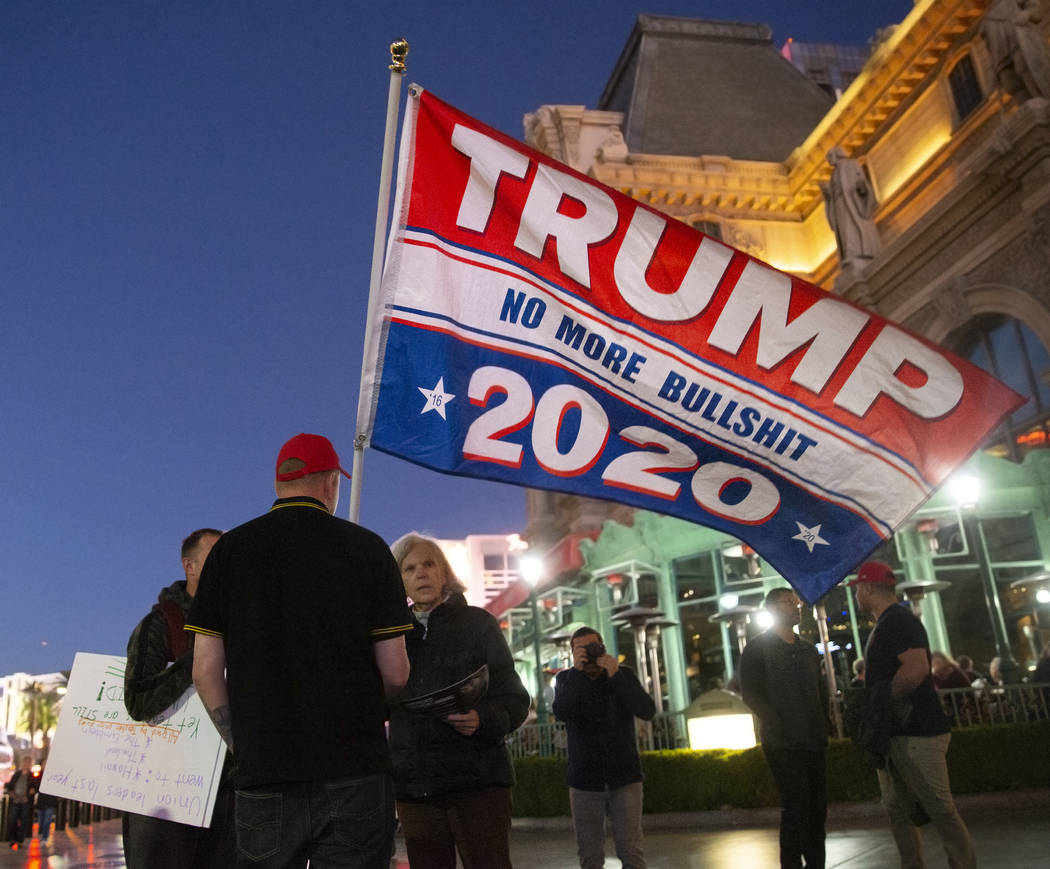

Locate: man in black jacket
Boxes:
[122,527,235,869]
[552,626,656,869]
[740,587,828,869]
[5,755,38,850]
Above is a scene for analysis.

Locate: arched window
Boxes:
[691,219,722,240]
[948,314,1050,460]
[948,54,983,124]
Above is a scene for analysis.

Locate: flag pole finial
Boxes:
[350,37,410,522]
[389,39,409,73]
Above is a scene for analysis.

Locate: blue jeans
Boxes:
[235,773,394,869]
[37,807,56,843]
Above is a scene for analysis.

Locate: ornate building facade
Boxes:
[499,1,1050,714]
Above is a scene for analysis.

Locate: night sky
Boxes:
[2,0,914,674]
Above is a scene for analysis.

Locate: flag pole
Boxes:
[814,601,845,738]
[349,38,408,523]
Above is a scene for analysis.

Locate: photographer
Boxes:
[552,626,655,869]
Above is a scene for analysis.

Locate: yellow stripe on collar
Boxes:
[269,500,330,515]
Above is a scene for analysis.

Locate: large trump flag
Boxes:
[358,87,1025,604]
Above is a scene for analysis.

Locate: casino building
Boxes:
[491,0,1050,714]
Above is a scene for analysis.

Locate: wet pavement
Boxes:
[1,790,1046,867]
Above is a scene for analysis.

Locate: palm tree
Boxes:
[18,681,63,763]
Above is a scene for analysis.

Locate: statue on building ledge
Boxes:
[820,146,881,274]
[983,0,1050,102]
[596,126,628,164]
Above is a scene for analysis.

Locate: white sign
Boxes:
[40,652,225,828]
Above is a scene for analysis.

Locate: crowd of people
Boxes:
[928,648,1050,725]
[6,433,1049,867]
[112,432,658,869]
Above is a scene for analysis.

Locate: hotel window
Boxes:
[948,54,983,123]
[691,219,722,240]
[949,314,1050,460]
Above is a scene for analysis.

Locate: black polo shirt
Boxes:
[186,497,412,788]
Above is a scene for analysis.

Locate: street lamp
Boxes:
[949,473,1020,683]
[610,606,662,691]
[643,616,678,715]
[1009,571,1050,662]
[520,555,548,724]
[896,579,952,621]
[610,606,672,712]
[709,603,759,655]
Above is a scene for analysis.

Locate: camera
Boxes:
[582,641,606,663]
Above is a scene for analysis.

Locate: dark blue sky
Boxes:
[2,0,914,674]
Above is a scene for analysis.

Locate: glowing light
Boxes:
[520,556,544,588]
[878,128,952,202]
[1037,588,1050,604]
[948,474,980,508]
[442,542,472,586]
[765,244,837,276]
[719,593,739,610]
[755,611,774,629]
[1016,429,1048,447]
[687,713,757,750]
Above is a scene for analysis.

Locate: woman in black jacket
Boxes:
[389,533,530,869]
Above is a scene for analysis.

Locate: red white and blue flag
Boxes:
[358,88,1025,603]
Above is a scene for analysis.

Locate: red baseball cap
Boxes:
[275,433,351,481]
[847,561,897,587]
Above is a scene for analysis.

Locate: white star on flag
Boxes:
[418,377,455,420]
[792,522,829,553]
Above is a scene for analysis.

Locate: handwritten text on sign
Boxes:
[40,652,225,828]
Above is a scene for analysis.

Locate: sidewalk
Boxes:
[2,790,1047,867]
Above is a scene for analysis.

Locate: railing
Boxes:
[0,793,118,839]
[508,713,689,759]
[937,681,1050,726]
[507,682,1050,758]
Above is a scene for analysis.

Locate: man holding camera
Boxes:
[552,626,656,869]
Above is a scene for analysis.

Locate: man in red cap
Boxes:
[849,561,975,869]
[187,433,412,868]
